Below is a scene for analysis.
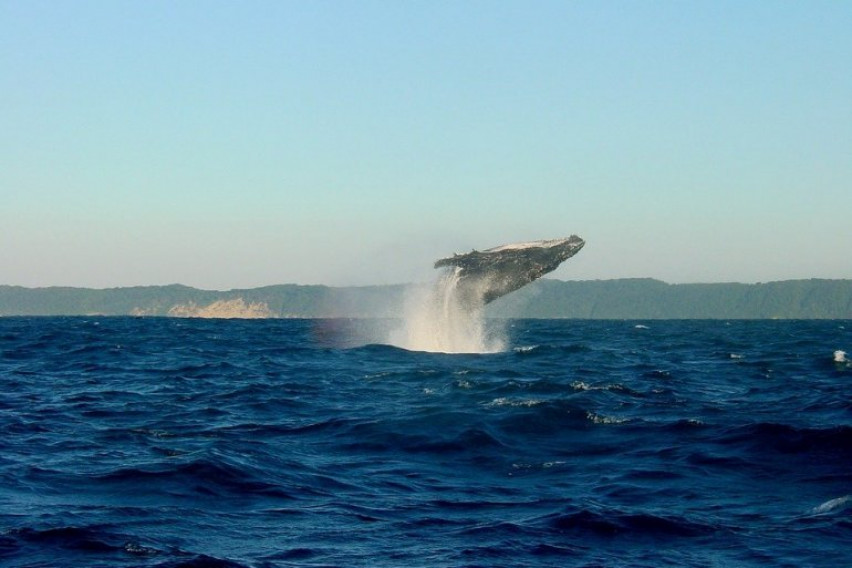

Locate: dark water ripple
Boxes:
[1,317,851,567]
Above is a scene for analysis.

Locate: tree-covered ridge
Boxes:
[1,279,850,319]
[487,278,852,319]
[0,284,406,318]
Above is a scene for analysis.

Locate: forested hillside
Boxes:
[487,278,852,319]
[1,279,850,319]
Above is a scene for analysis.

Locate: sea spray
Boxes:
[389,268,506,353]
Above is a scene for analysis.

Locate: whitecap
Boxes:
[834,350,847,363]
[586,411,629,425]
[124,542,159,556]
[364,371,395,380]
[810,495,851,515]
[485,397,543,408]
[571,381,625,392]
[509,460,566,474]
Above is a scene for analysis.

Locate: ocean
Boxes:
[1,317,850,567]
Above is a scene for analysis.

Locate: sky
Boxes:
[2,1,851,290]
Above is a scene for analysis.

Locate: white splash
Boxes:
[834,350,847,363]
[388,268,506,354]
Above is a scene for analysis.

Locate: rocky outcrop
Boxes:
[165,298,273,319]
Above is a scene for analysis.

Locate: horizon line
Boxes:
[3,276,851,293]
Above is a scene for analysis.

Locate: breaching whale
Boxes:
[434,235,585,306]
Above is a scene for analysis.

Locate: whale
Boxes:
[434,235,585,306]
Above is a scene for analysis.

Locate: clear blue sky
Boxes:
[3,1,851,289]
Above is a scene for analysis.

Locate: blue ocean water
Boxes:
[1,317,851,567]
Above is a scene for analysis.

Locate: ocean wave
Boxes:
[7,525,126,553]
[540,508,717,538]
[92,456,295,500]
[719,422,852,455]
[344,421,508,455]
[512,343,592,357]
[570,380,642,396]
[484,396,545,408]
[3,525,171,564]
[487,399,607,437]
[151,554,251,568]
[3,317,852,567]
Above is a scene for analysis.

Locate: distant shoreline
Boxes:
[2,278,851,319]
